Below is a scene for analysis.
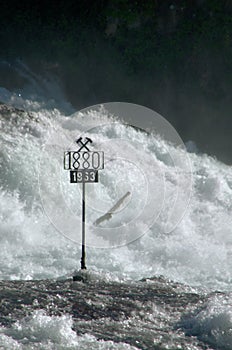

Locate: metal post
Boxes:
[81,180,86,269]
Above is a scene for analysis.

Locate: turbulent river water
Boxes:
[0,64,231,349]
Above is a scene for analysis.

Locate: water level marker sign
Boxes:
[64,137,104,275]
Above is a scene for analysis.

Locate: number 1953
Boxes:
[70,170,98,183]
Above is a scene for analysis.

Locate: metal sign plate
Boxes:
[64,151,104,171]
[70,170,98,183]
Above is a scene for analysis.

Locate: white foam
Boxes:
[0,310,138,349]
[0,84,232,292]
[180,293,232,350]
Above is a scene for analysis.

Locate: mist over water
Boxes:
[0,60,75,114]
[0,64,231,293]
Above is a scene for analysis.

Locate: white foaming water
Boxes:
[180,292,232,349]
[0,74,232,292]
[1,68,232,349]
[0,310,138,349]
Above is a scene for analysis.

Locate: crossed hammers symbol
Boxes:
[76,137,93,152]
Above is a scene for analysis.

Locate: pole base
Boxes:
[73,269,89,282]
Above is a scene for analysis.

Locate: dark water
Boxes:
[0,274,217,349]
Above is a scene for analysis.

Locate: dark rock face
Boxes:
[0,103,42,135]
[0,103,29,119]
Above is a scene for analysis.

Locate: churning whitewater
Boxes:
[0,69,231,349]
[0,87,231,290]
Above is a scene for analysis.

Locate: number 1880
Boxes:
[64,151,104,170]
